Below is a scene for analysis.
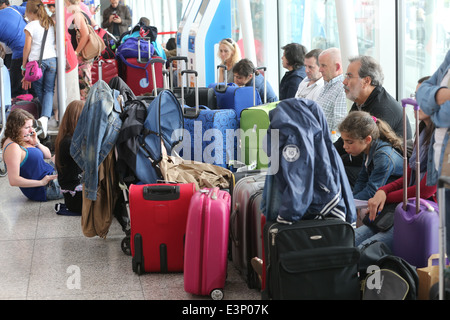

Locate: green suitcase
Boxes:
[239,101,280,169]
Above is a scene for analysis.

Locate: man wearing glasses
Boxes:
[335,55,412,187]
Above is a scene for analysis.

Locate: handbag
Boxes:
[76,17,105,61]
[362,202,397,232]
[24,29,48,82]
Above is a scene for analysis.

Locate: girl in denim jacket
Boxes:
[339,111,404,201]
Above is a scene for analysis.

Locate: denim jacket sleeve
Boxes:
[416,50,450,128]
[353,144,403,201]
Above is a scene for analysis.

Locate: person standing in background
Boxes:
[21,0,58,139]
[416,49,450,256]
[101,0,131,38]
[0,1,28,97]
[279,43,306,100]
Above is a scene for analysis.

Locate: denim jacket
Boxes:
[353,139,403,200]
[70,81,122,200]
[416,50,450,186]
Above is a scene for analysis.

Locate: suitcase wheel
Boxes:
[132,260,144,275]
[121,235,131,256]
[210,289,224,300]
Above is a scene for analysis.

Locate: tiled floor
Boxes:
[0,173,261,300]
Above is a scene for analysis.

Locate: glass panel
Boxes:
[278,0,340,52]
[402,0,449,97]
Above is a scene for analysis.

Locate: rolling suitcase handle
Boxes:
[180,69,200,118]
[168,56,188,90]
[438,176,449,300]
[215,65,228,93]
[143,185,181,201]
[98,59,103,82]
[137,36,152,64]
[148,58,166,97]
[253,67,267,106]
[401,98,421,213]
[0,57,6,142]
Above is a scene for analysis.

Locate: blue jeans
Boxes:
[33,57,57,118]
[355,225,395,251]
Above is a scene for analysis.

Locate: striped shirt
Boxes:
[316,74,348,136]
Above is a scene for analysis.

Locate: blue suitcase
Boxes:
[180,70,238,169]
[209,65,262,121]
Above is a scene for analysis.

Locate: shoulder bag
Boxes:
[24,28,48,82]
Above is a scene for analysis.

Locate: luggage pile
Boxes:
[66,44,450,301]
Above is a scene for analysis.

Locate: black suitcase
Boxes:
[262,218,360,300]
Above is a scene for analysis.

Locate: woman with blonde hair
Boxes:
[65,0,93,100]
[54,100,85,214]
[21,0,57,139]
[217,38,241,83]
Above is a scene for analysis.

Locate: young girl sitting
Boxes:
[54,100,85,214]
[1,108,63,202]
[338,111,404,201]
[354,77,437,250]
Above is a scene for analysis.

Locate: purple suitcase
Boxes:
[393,98,439,268]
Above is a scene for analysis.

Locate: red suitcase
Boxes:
[184,187,231,300]
[91,58,118,85]
[129,183,196,274]
[123,57,164,96]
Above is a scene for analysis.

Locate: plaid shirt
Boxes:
[316,74,348,135]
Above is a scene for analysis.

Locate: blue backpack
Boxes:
[116,90,184,185]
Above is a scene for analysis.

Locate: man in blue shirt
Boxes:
[0,1,27,97]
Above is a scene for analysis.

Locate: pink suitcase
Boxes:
[184,187,231,300]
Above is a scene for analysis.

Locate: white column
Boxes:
[237,0,257,65]
[56,0,67,119]
[335,0,359,72]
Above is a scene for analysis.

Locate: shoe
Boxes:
[48,117,58,129]
[251,257,263,284]
[37,116,48,139]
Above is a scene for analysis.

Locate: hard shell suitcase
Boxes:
[180,70,238,169]
[263,219,360,300]
[211,65,262,120]
[230,173,266,287]
[393,98,439,268]
[121,39,165,96]
[184,187,231,300]
[239,101,280,169]
[129,182,196,274]
[92,58,119,85]
[10,99,40,120]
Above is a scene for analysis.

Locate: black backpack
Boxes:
[362,254,419,300]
